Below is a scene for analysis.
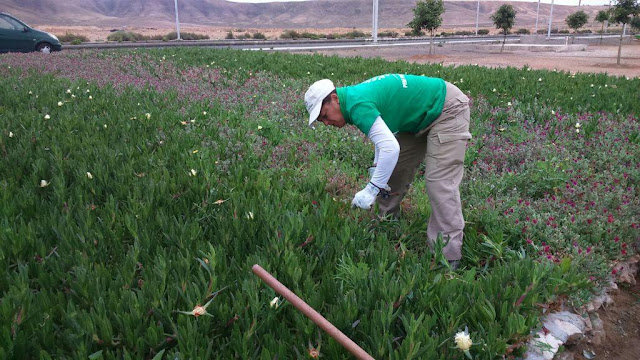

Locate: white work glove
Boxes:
[351,183,380,210]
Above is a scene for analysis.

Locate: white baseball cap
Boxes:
[304,79,335,126]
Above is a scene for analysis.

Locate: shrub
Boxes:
[378,31,399,38]
[454,30,474,36]
[106,31,148,42]
[301,32,321,40]
[57,33,89,44]
[225,31,234,39]
[252,32,267,40]
[280,30,301,39]
[326,33,336,39]
[559,29,570,34]
[516,28,531,34]
[478,29,490,35]
[577,29,592,34]
[164,32,209,41]
[344,30,368,38]
[537,28,560,34]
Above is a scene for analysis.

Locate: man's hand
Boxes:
[351,183,380,210]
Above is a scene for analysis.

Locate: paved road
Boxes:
[63,34,627,52]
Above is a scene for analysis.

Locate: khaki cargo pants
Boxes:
[378,82,471,261]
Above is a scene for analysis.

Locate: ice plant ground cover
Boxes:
[0,49,638,359]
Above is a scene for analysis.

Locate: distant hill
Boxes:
[1,0,609,30]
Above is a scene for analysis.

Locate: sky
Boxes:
[225,0,612,5]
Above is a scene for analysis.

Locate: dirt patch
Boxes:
[313,40,640,78]
[569,280,640,360]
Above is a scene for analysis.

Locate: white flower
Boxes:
[498,127,506,132]
[454,331,472,351]
[145,113,151,120]
[86,172,93,179]
[66,89,71,94]
[203,111,207,115]
[192,305,206,316]
[103,124,107,129]
[257,125,263,130]
[86,89,90,93]
[44,114,50,120]
[507,102,512,106]
[58,101,63,106]
[192,149,199,154]
[9,131,14,138]
[71,94,76,98]
[576,129,580,133]
[246,211,254,220]
[177,297,216,318]
[29,91,33,95]
[575,122,581,128]
[270,297,280,309]
[551,110,556,115]
[538,78,542,82]
[40,180,50,188]
[89,96,93,100]
[590,84,594,87]
[189,169,197,176]
[492,88,497,92]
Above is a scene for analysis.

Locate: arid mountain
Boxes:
[1,0,609,30]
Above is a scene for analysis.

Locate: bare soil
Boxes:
[313,40,640,78]
[570,280,640,360]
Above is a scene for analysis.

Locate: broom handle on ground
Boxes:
[252,264,375,360]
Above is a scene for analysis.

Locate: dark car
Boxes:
[0,12,62,53]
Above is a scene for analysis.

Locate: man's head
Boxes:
[305,79,346,128]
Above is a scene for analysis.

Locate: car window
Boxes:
[0,16,17,30]
[0,15,22,30]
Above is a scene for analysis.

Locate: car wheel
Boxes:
[36,42,52,54]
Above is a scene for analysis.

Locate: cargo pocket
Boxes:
[437,132,472,144]
[426,131,472,181]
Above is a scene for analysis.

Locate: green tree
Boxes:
[631,16,640,31]
[566,11,589,43]
[491,4,517,53]
[611,0,640,64]
[595,10,610,44]
[408,0,445,54]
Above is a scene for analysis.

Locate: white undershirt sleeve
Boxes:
[367,117,400,189]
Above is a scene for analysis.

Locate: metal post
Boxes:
[372,0,378,43]
[475,0,480,35]
[174,0,181,40]
[547,0,555,39]
[535,0,541,34]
